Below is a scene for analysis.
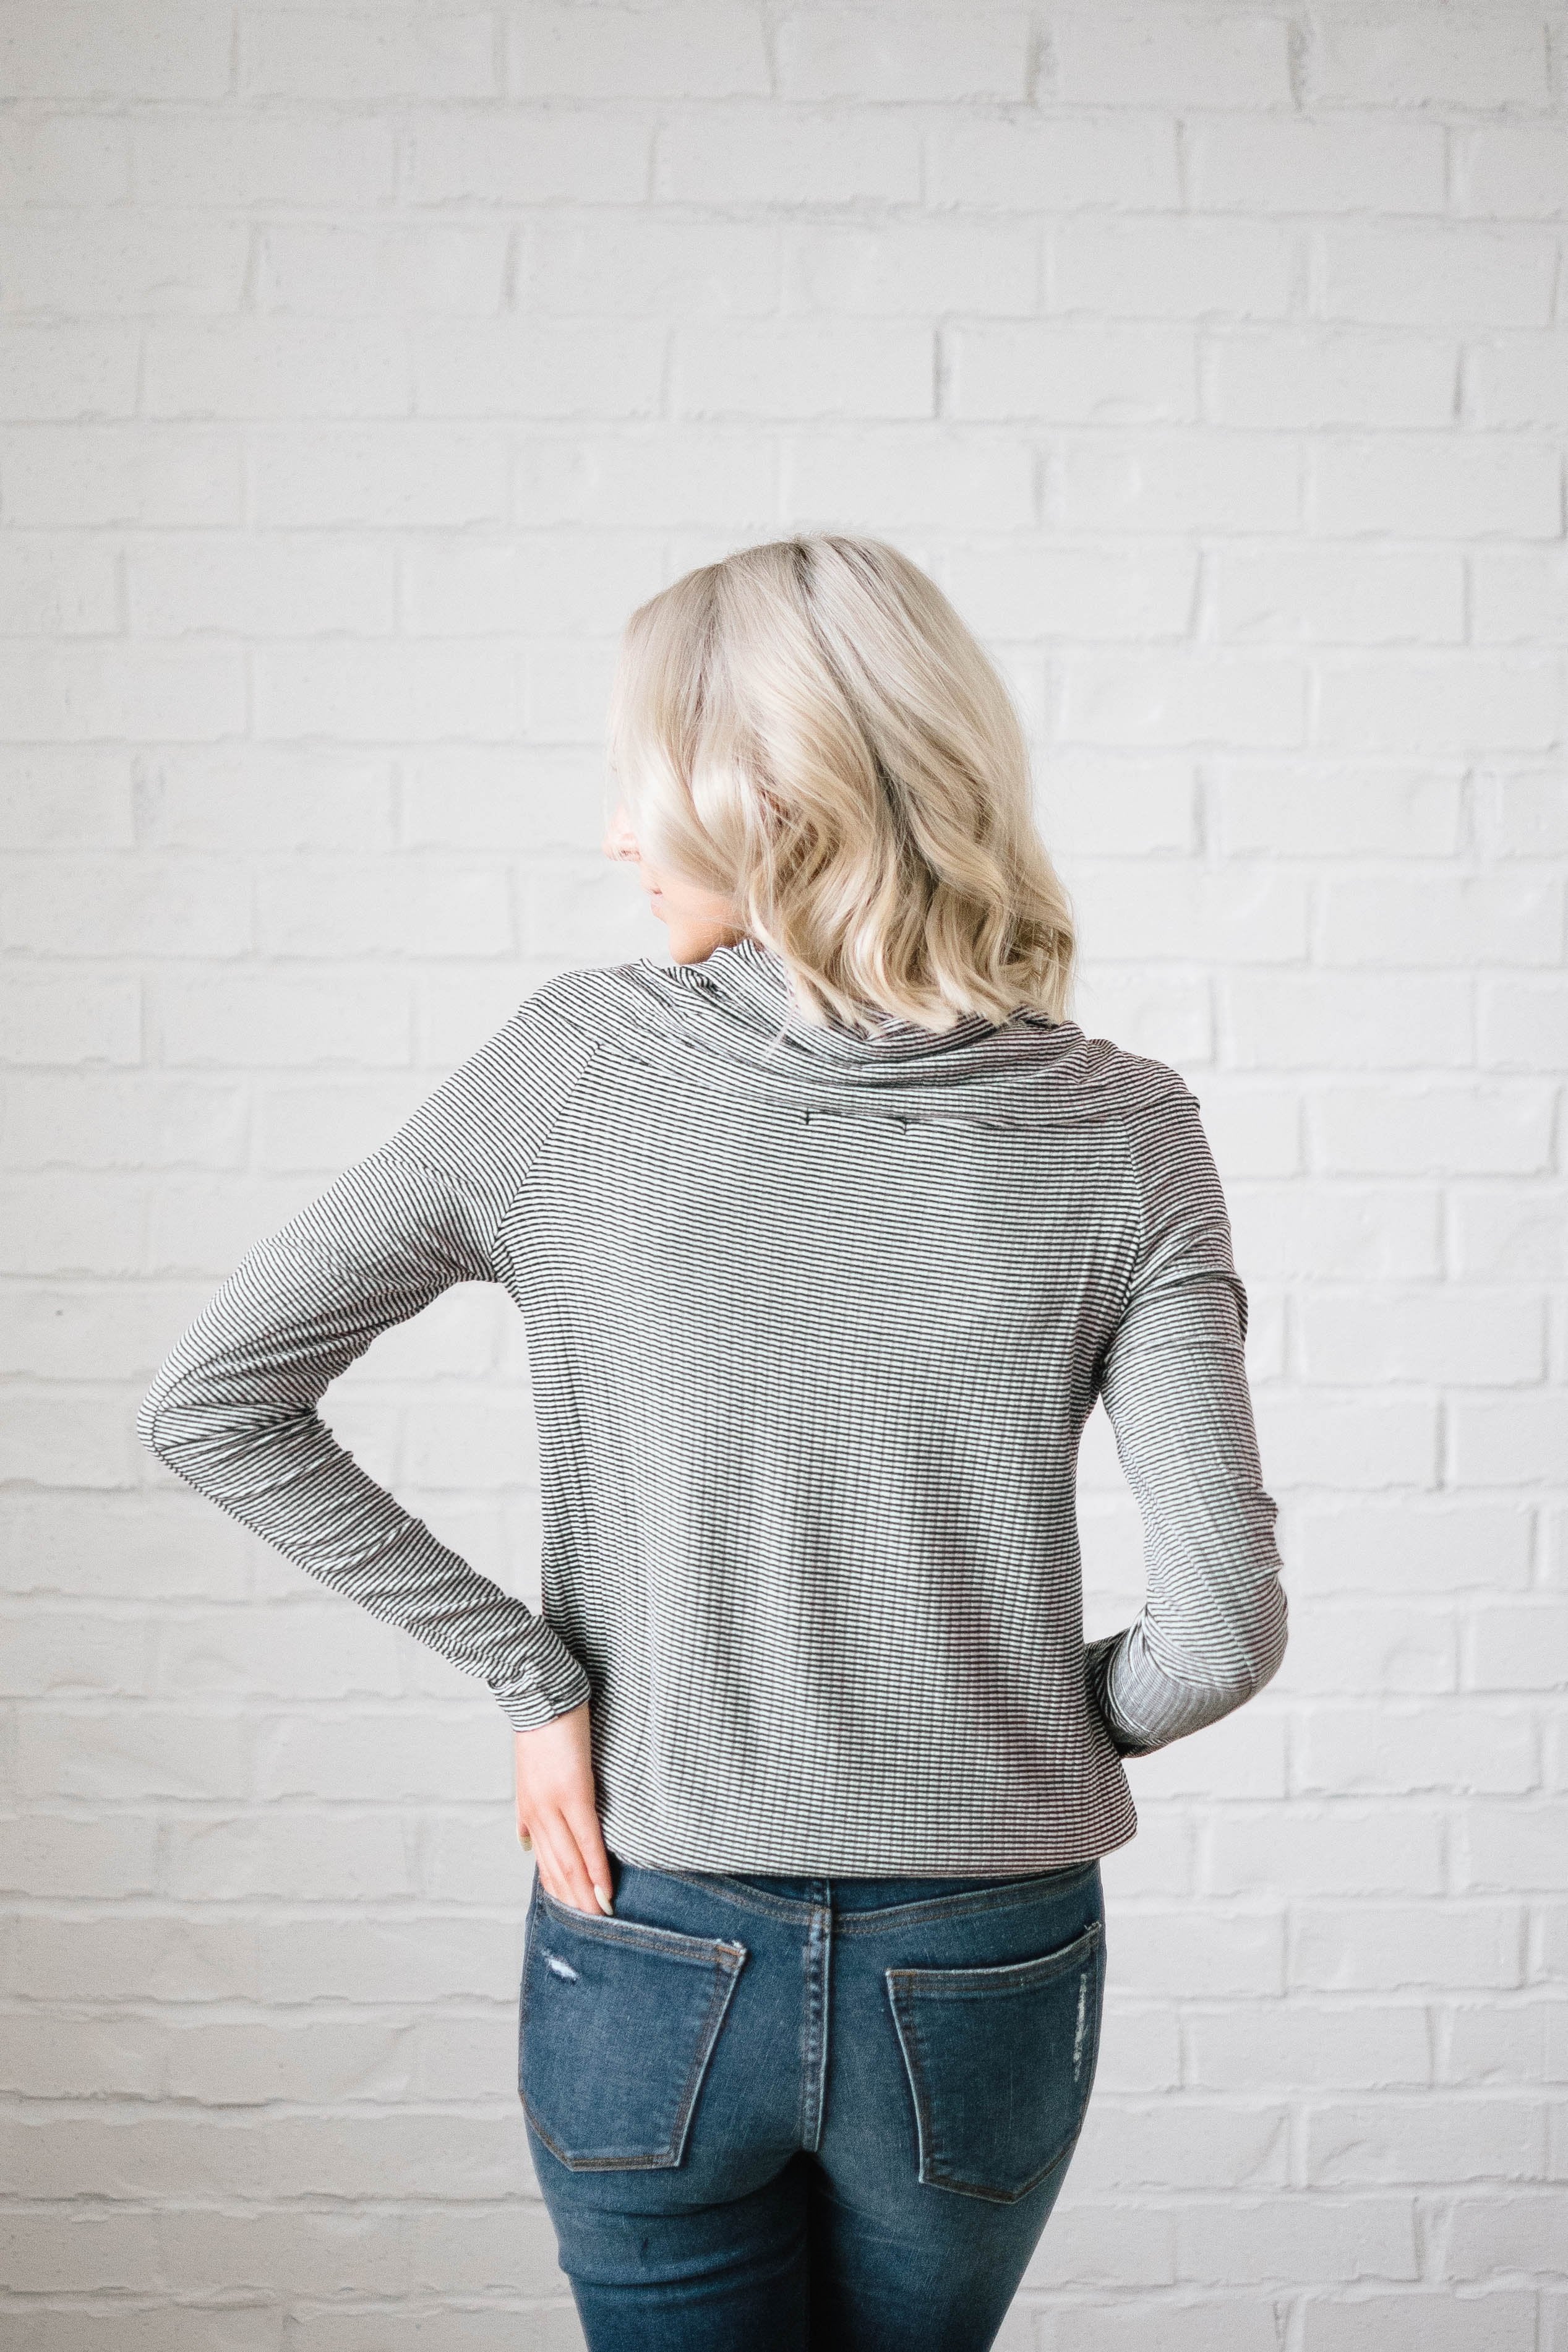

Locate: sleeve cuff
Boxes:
[491,1626,593,1732]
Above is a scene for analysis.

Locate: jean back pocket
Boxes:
[886,1916,1104,2204]
[520,1889,748,2173]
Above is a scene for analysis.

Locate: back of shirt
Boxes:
[138,936,1287,1876]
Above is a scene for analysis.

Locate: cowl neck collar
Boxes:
[633,934,1061,1088]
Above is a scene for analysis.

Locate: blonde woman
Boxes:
[139,536,1287,2351]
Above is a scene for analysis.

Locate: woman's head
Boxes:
[603,534,1074,1036]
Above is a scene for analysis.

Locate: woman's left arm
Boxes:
[1087,1080,1289,1758]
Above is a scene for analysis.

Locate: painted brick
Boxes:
[0,217,248,315]
[0,320,139,419]
[1450,1398,1568,1491]
[0,534,121,634]
[1467,337,1568,430]
[1456,126,1568,220]
[1053,219,1296,319]
[776,9,1026,101]
[132,114,395,208]
[1312,435,1561,541]
[1186,2000,1431,2090]
[1300,2294,1538,2352]
[1319,230,1557,328]
[784,221,1038,317]
[926,114,1181,210]
[401,539,661,642]
[1473,549,1568,643]
[401,110,653,205]
[2,856,252,958]
[785,429,1033,528]
[7,6,1567,2329]
[0,646,246,742]
[949,326,1198,423]
[240,11,499,103]
[0,424,243,526]
[1465,1615,1568,1699]
[413,318,666,419]
[1442,2006,1566,2087]
[0,113,130,206]
[654,107,922,205]
[1314,659,1561,757]
[510,2,769,99]
[155,972,411,1068]
[0,5,233,100]
[250,427,506,528]
[1313,15,1549,109]
[1056,433,1301,532]
[945,544,1198,640]
[1062,653,1307,748]
[3,759,131,870]
[255,860,513,957]
[1309,1084,1554,1177]
[527,217,782,317]
[1210,771,1462,857]
[1290,1902,1525,1993]
[1212,549,1463,645]
[129,534,397,637]
[0,1073,246,1170]
[1300,1290,1544,1387]
[1480,981,1568,1071]
[1317,877,1562,968]
[1176,2195,1420,2285]
[143,321,411,421]
[255,223,507,317]
[1204,332,1457,429]
[1052,12,1293,107]
[672,322,934,420]
[1207,1805,1447,1895]
[1295,1706,1539,1798]
[512,431,776,526]
[1190,119,1447,214]
[1452,1188,1568,1282]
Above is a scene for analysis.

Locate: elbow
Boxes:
[1254,1584,1289,1691]
[1215,1595,1289,1715]
[136,1352,213,1477]
[135,1371,180,1470]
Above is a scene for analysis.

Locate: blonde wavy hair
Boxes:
[606,534,1075,1037]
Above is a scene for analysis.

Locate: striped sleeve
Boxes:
[135,980,602,1733]
[1086,1081,1288,1757]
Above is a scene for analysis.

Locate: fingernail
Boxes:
[594,1885,614,1916]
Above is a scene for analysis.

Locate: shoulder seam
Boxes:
[488,1026,617,1282]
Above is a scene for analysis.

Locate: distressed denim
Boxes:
[519,1852,1106,2352]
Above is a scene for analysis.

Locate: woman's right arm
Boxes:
[135,980,601,1733]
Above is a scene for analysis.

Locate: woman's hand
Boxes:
[514,1701,615,1916]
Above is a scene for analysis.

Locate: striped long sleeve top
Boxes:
[137,935,1287,1876]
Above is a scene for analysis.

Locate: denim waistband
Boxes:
[612,1853,1100,1935]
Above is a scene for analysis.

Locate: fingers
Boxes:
[562,1793,615,1915]
[525,1807,610,1917]
[513,1704,612,1918]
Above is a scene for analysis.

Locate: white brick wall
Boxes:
[1,2,1564,2345]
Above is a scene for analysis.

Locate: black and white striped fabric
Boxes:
[138,935,1287,1875]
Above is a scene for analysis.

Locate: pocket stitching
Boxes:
[886,1918,1102,2007]
[522,1934,748,2174]
[536,1886,748,1971]
[885,1921,1103,2205]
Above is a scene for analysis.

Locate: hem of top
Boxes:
[599,1810,1139,1891]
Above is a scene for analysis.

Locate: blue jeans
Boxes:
[518,1852,1107,2351]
